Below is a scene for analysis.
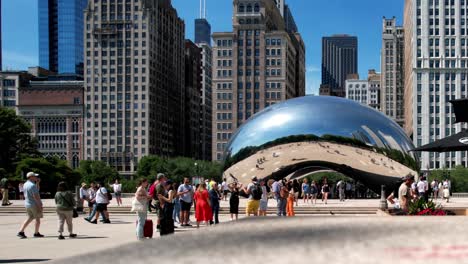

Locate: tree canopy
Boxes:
[0,107,39,176]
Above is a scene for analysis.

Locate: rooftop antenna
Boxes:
[203,0,207,19]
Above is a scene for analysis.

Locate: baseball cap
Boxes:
[165,180,173,186]
[26,172,39,178]
[157,173,166,180]
[403,174,414,181]
[251,176,258,181]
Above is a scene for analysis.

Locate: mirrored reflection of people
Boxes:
[321,180,330,205]
[286,190,295,216]
[17,172,44,239]
[443,186,450,203]
[310,180,318,204]
[228,182,241,221]
[194,182,212,228]
[398,174,414,212]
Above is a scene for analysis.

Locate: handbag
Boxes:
[60,193,78,218]
[131,198,146,212]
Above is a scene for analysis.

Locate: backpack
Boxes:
[251,183,263,200]
[100,188,112,201]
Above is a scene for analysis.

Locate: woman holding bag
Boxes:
[133,178,151,240]
[54,182,77,240]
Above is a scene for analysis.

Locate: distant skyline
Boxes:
[2,0,404,95]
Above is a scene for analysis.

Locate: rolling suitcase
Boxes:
[137,219,153,238]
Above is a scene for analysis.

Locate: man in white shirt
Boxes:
[416,177,428,202]
[91,182,110,224]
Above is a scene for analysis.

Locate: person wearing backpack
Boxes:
[242,176,262,217]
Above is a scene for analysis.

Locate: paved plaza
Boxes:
[0,198,468,263]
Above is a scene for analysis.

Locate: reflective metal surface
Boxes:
[223,96,419,194]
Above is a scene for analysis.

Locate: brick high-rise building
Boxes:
[381,17,405,126]
[321,35,358,97]
[404,0,468,170]
[18,75,84,169]
[211,0,306,161]
[83,0,185,176]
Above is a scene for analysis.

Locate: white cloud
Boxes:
[2,50,38,70]
[306,65,320,73]
[306,72,321,95]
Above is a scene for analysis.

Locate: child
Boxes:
[286,190,295,216]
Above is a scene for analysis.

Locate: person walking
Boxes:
[321,180,330,204]
[84,182,98,222]
[1,176,12,206]
[193,182,212,228]
[18,182,24,200]
[78,183,88,212]
[310,180,318,204]
[431,179,439,200]
[286,190,295,216]
[112,179,123,206]
[243,176,262,217]
[302,179,310,204]
[221,178,229,201]
[228,182,241,221]
[172,183,181,225]
[336,180,345,202]
[17,172,44,239]
[209,182,221,224]
[54,182,77,240]
[177,178,194,227]
[92,182,111,224]
[133,178,151,240]
[258,180,268,216]
[417,177,428,202]
[292,179,300,206]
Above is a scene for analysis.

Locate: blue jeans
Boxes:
[276,197,286,216]
[136,211,147,239]
[173,199,181,223]
[87,203,97,220]
[212,205,219,224]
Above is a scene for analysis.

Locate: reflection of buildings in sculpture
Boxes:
[360,125,386,149]
[18,75,84,168]
[223,96,418,193]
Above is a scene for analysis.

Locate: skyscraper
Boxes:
[83,0,185,176]
[0,0,2,71]
[321,35,358,97]
[211,0,306,161]
[404,0,468,170]
[381,17,405,126]
[38,0,87,75]
[194,4,213,161]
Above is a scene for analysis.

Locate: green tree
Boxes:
[136,155,167,180]
[76,160,119,185]
[15,157,80,195]
[0,107,39,176]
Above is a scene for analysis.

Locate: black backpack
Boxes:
[252,183,263,200]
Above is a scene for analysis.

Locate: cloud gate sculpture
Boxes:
[222,96,419,195]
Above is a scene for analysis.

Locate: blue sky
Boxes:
[2,0,403,95]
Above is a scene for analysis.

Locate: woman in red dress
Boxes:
[194,182,212,228]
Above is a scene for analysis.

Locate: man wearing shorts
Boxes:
[243,176,261,216]
[177,177,193,227]
[17,172,44,239]
[93,182,110,224]
[221,178,229,201]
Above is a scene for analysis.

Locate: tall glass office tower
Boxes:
[39,0,87,75]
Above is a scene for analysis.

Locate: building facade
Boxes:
[195,18,211,45]
[345,70,381,110]
[39,0,87,75]
[211,0,306,161]
[197,42,213,161]
[321,35,358,97]
[0,71,34,109]
[381,17,405,126]
[83,0,185,175]
[404,0,468,170]
[184,40,202,160]
[18,76,84,169]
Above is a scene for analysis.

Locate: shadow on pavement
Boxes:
[0,259,50,263]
